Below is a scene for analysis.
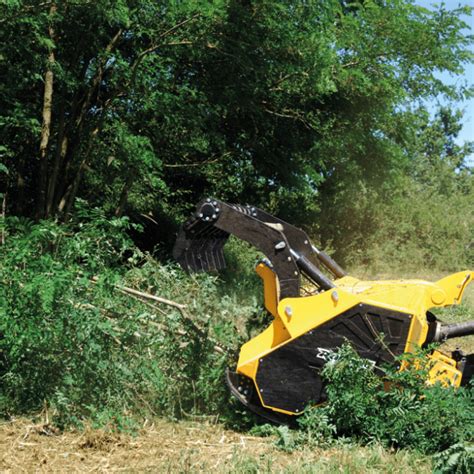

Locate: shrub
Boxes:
[296,345,474,454]
[0,208,259,429]
[433,442,474,474]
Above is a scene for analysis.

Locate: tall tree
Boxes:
[37,2,57,219]
[0,0,472,233]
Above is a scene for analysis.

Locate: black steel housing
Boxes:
[173,198,346,299]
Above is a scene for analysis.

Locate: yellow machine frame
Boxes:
[237,266,473,415]
[174,198,474,419]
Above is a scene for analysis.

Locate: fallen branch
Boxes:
[91,276,185,309]
[91,276,231,355]
[129,293,227,355]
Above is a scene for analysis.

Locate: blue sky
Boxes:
[414,0,473,165]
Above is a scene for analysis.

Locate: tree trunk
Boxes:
[56,29,123,219]
[36,3,57,220]
[1,190,6,245]
[15,154,26,215]
[46,97,66,217]
[51,86,85,213]
[59,158,86,220]
[59,125,100,220]
[115,173,134,217]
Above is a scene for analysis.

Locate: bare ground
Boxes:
[0,418,431,473]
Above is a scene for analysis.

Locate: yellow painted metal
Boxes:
[428,350,462,388]
[435,271,473,306]
[255,262,279,318]
[236,267,474,415]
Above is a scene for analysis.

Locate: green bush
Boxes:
[433,443,474,474]
[0,208,260,429]
[292,345,474,455]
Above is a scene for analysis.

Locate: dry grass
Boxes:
[0,418,431,473]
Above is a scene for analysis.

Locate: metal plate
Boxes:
[255,304,412,413]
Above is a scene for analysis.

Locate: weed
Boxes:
[433,442,474,474]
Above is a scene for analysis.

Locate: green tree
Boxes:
[320,105,473,270]
[0,0,472,239]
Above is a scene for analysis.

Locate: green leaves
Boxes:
[433,442,474,474]
[308,345,474,454]
[0,209,253,428]
[2,1,472,227]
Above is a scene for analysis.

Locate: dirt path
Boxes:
[0,418,431,473]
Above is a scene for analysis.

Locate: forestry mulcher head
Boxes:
[173,198,474,423]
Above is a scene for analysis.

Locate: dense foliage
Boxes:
[0,211,260,427]
[1,217,473,460]
[0,1,472,261]
[259,345,473,461]
[322,107,474,269]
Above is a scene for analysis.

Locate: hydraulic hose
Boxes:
[311,246,347,278]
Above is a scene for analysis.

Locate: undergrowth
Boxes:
[0,206,473,472]
[0,208,258,429]
[254,345,473,472]
[275,346,472,453]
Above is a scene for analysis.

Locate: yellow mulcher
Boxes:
[173,198,474,423]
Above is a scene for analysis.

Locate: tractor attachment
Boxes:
[173,198,474,421]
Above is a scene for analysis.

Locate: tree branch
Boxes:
[129,13,200,85]
[75,28,123,129]
[91,276,232,355]
[91,276,186,309]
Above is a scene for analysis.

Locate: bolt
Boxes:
[199,213,203,218]
[238,386,242,392]
[260,359,263,363]
[285,306,293,317]
[304,240,308,244]
[215,207,220,212]
[243,390,248,396]
[288,256,292,261]
[275,241,286,250]
[212,214,217,219]
[212,201,217,206]
[260,388,264,393]
[331,291,339,302]
[294,271,298,275]
[205,216,210,221]
[206,198,211,202]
